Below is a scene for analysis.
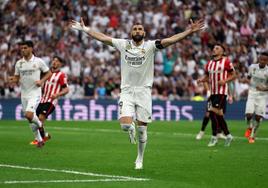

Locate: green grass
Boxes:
[0,120,268,188]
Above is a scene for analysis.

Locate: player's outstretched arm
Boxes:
[160,19,204,48]
[69,18,113,46]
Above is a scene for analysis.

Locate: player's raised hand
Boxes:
[69,20,83,31]
[188,19,205,33]
[69,17,90,33]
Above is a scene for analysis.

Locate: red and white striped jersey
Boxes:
[205,57,234,95]
[40,71,68,105]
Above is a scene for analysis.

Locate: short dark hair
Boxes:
[133,22,142,26]
[53,55,65,64]
[18,40,34,48]
[132,22,144,28]
[214,43,225,52]
[260,52,268,57]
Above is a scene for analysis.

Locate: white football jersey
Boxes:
[15,55,49,98]
[248,63,268,96]
[112,39,158,88]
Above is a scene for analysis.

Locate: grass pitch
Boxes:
[0,120,268,188]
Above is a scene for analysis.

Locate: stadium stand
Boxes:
[0,0,268,100]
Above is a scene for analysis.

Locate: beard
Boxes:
[132,34,144,42]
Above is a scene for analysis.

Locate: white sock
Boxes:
[121,123,135,132]
[31,113,42,128]
[30,123,43,142]
[137,126,147,162]
[251,120,261,137]
[246,118,253,128]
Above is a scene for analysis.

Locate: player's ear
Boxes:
[143,32,146,38]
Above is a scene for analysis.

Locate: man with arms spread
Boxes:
[198,44,236,147]
[70,18,204,169]
[9,40,51,148]
[244,52,268,143]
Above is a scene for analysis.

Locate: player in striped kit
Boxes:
[31,56,69,145]
[70,18,204,169]
[9,41,52,148]
[244,52,268,143]
[198,44,236,147]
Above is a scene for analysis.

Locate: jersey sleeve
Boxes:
[39,59,49,73]
[59,73,68,87]
[247,65,253,77]
[204,61,210,75]
[224,58,235,72]
[14,61,20,76]
[112,38,127,52]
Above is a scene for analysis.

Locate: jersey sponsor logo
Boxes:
[21,69,35,76]
[125,55,145,67]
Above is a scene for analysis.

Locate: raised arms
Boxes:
[70,18,113,46]
[160,19,205,48]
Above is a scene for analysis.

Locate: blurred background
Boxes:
[0,0,268,120]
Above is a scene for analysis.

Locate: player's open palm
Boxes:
[188,19,205,33]
[69,18,89,32]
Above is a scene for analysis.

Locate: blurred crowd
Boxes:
[0,0,268,101]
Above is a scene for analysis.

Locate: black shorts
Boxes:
[36,102,55,118]
[207,94,227,114]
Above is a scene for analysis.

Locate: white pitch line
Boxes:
[0,164,149,181]
[3,178,140,184]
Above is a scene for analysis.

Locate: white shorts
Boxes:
[245,93,267,117]
[118,87,152,123]
[21,96,41,114]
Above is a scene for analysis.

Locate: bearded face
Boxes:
[131,24,145,43]
[131,34,144,43]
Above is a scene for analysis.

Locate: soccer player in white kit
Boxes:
[9,41,52,148]
[244,52,268,143]
[70,18,204,169]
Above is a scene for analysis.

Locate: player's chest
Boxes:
[252,69,268,81]
[123,43,151,68]
[208,62,225,74]
[19,62,40,75]
[47,74,60,85]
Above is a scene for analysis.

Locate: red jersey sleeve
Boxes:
[204,60,210,75]
[59,72,68,87]
[224,58,235,72]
